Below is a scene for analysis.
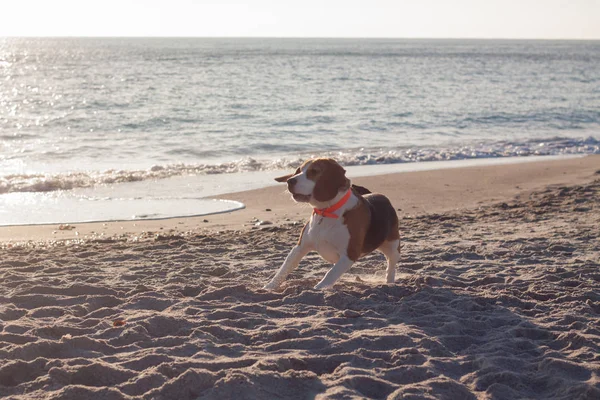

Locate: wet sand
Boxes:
[1,155,598,244]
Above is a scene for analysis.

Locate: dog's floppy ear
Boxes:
[274,173,294,183]
[275,166,301,183]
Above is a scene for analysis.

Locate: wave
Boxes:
[1,136,598,195]
[0,133,41,141]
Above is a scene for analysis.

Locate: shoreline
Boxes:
[1,154,598,245]
[0,154,584,228]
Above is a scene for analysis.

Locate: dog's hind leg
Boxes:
[378,238,401,284]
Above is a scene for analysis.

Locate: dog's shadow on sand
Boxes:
[211,279,598,400]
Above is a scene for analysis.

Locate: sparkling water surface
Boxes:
[1,38,599,224]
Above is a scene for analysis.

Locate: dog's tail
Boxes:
[351,184,372,195]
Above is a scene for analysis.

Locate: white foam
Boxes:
[1,136,598,195]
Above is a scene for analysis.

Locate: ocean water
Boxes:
[1,38,599,225]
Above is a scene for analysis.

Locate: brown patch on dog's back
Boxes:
[343,198,371,261]
[362,194,399,254]
[311,159,350,202]
[343,193,399,260]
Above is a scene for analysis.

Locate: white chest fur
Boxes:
[301,193,358,264]
[305,215,349,264]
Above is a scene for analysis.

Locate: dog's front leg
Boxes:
[263,245,311,290]
[314,255,354,290]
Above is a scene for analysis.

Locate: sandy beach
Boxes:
[1,155,599,399]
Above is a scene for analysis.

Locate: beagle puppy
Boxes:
[264,158,401,290]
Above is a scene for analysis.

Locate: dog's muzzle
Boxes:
[287,177,311,202]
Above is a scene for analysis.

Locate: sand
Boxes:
[0,155,599,399]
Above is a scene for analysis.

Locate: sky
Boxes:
[0,0,599,39]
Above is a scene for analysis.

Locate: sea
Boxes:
[1,38,599,225]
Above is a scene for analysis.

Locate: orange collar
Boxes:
[313,189,352,219]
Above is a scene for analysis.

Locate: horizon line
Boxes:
[2,35,600,41]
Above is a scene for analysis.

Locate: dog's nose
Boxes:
[287,177,297,186]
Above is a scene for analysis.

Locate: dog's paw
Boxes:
[263,282,279,290]
[313,282,333,290]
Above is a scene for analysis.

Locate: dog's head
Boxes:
[275,158,350,207]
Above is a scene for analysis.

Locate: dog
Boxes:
[263,158,401,290]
